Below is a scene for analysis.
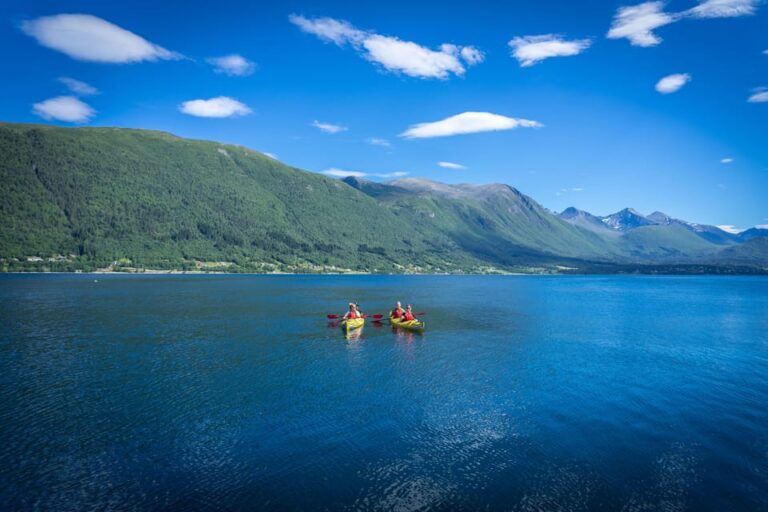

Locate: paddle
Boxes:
[327,313,384,321]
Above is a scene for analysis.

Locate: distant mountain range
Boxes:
[557,206,763,245]
[1,122,766,274]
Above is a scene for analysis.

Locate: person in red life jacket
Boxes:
[343,302,362,320]
[401,305,415,321]
[391,301,405,319]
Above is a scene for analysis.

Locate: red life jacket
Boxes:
[402,311,415,321]
[392,308,403,318]
[347,310,361,319]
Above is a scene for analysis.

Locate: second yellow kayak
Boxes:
[390,317,426,332]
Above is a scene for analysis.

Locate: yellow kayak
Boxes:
[390,317,425,332]
[341,317,365,333]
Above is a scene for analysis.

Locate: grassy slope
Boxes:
[384,192,622,264]
[618,224,720,260]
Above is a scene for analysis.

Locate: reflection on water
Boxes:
[1,274,767,511]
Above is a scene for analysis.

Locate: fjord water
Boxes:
[1,275,767,511]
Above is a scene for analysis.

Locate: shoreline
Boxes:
[1,270,765,277]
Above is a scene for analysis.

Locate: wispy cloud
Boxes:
[288,15,365,45]
[607,1,759,47]
[263,152,277,159]
[656,73,691,93]
[312,120,347,134]
[21,14,180,63]
[721,157,734,164]
[607,2,677,47]
[33,96,95,122]
[437,161,467,169]
[207,54,256,76]
[401,111,542,139]
[322,167,407,178]
[57,77,98,95]
[717,224,742,233]
[367,137,391,146]
[556,187,585,196]
[179,96,252,118]
[508,34,591,67]
[748,87,768,102]
[289,14,483,79]
[685,0,758,18]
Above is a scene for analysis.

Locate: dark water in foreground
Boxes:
[1,274,767,511]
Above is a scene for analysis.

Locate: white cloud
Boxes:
[324,168,367,178]
[655,73,691,93]
[717,224,742,233]
[21,14,180,63]
[361,35,467,78]
[179,96,252,118]
[367,137,391,146]
[207,54,256,76]
[322,168,407,178]
[756,224,768,229]
[33,96,95,122]
[720,157,734,163]
[508,34,591,67]
[312,120,347,133]
[437,161,467,169]
[572,187,585,192]
[289,14,481,79]
[686,0,758,18]
[57,77,98,95]
[460,46,485,65]
[607,2,678,47]
[400,111,542,139]
[748,88,768,103]
[263,152,278,159]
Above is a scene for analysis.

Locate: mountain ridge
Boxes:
[1,122,765,273]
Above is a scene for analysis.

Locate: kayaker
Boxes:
[401,305,415,322]
[391,301,405,319]
[343,302,362,320]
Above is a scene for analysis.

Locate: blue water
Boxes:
[1,274,767,511]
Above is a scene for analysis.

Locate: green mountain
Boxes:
[1,122,765,273]
[711,238,768,265]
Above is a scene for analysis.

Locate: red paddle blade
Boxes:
[327,314,339,319]
[372,314,384,319]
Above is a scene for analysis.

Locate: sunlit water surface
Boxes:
[1,274,767,511]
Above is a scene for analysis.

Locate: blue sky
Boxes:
[2,0,766,229]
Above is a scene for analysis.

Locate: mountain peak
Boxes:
[602,208,653,231]
[559,206,581,218]
[341,175,370,188]
[559,206,622,236]
[647,211,672,224]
